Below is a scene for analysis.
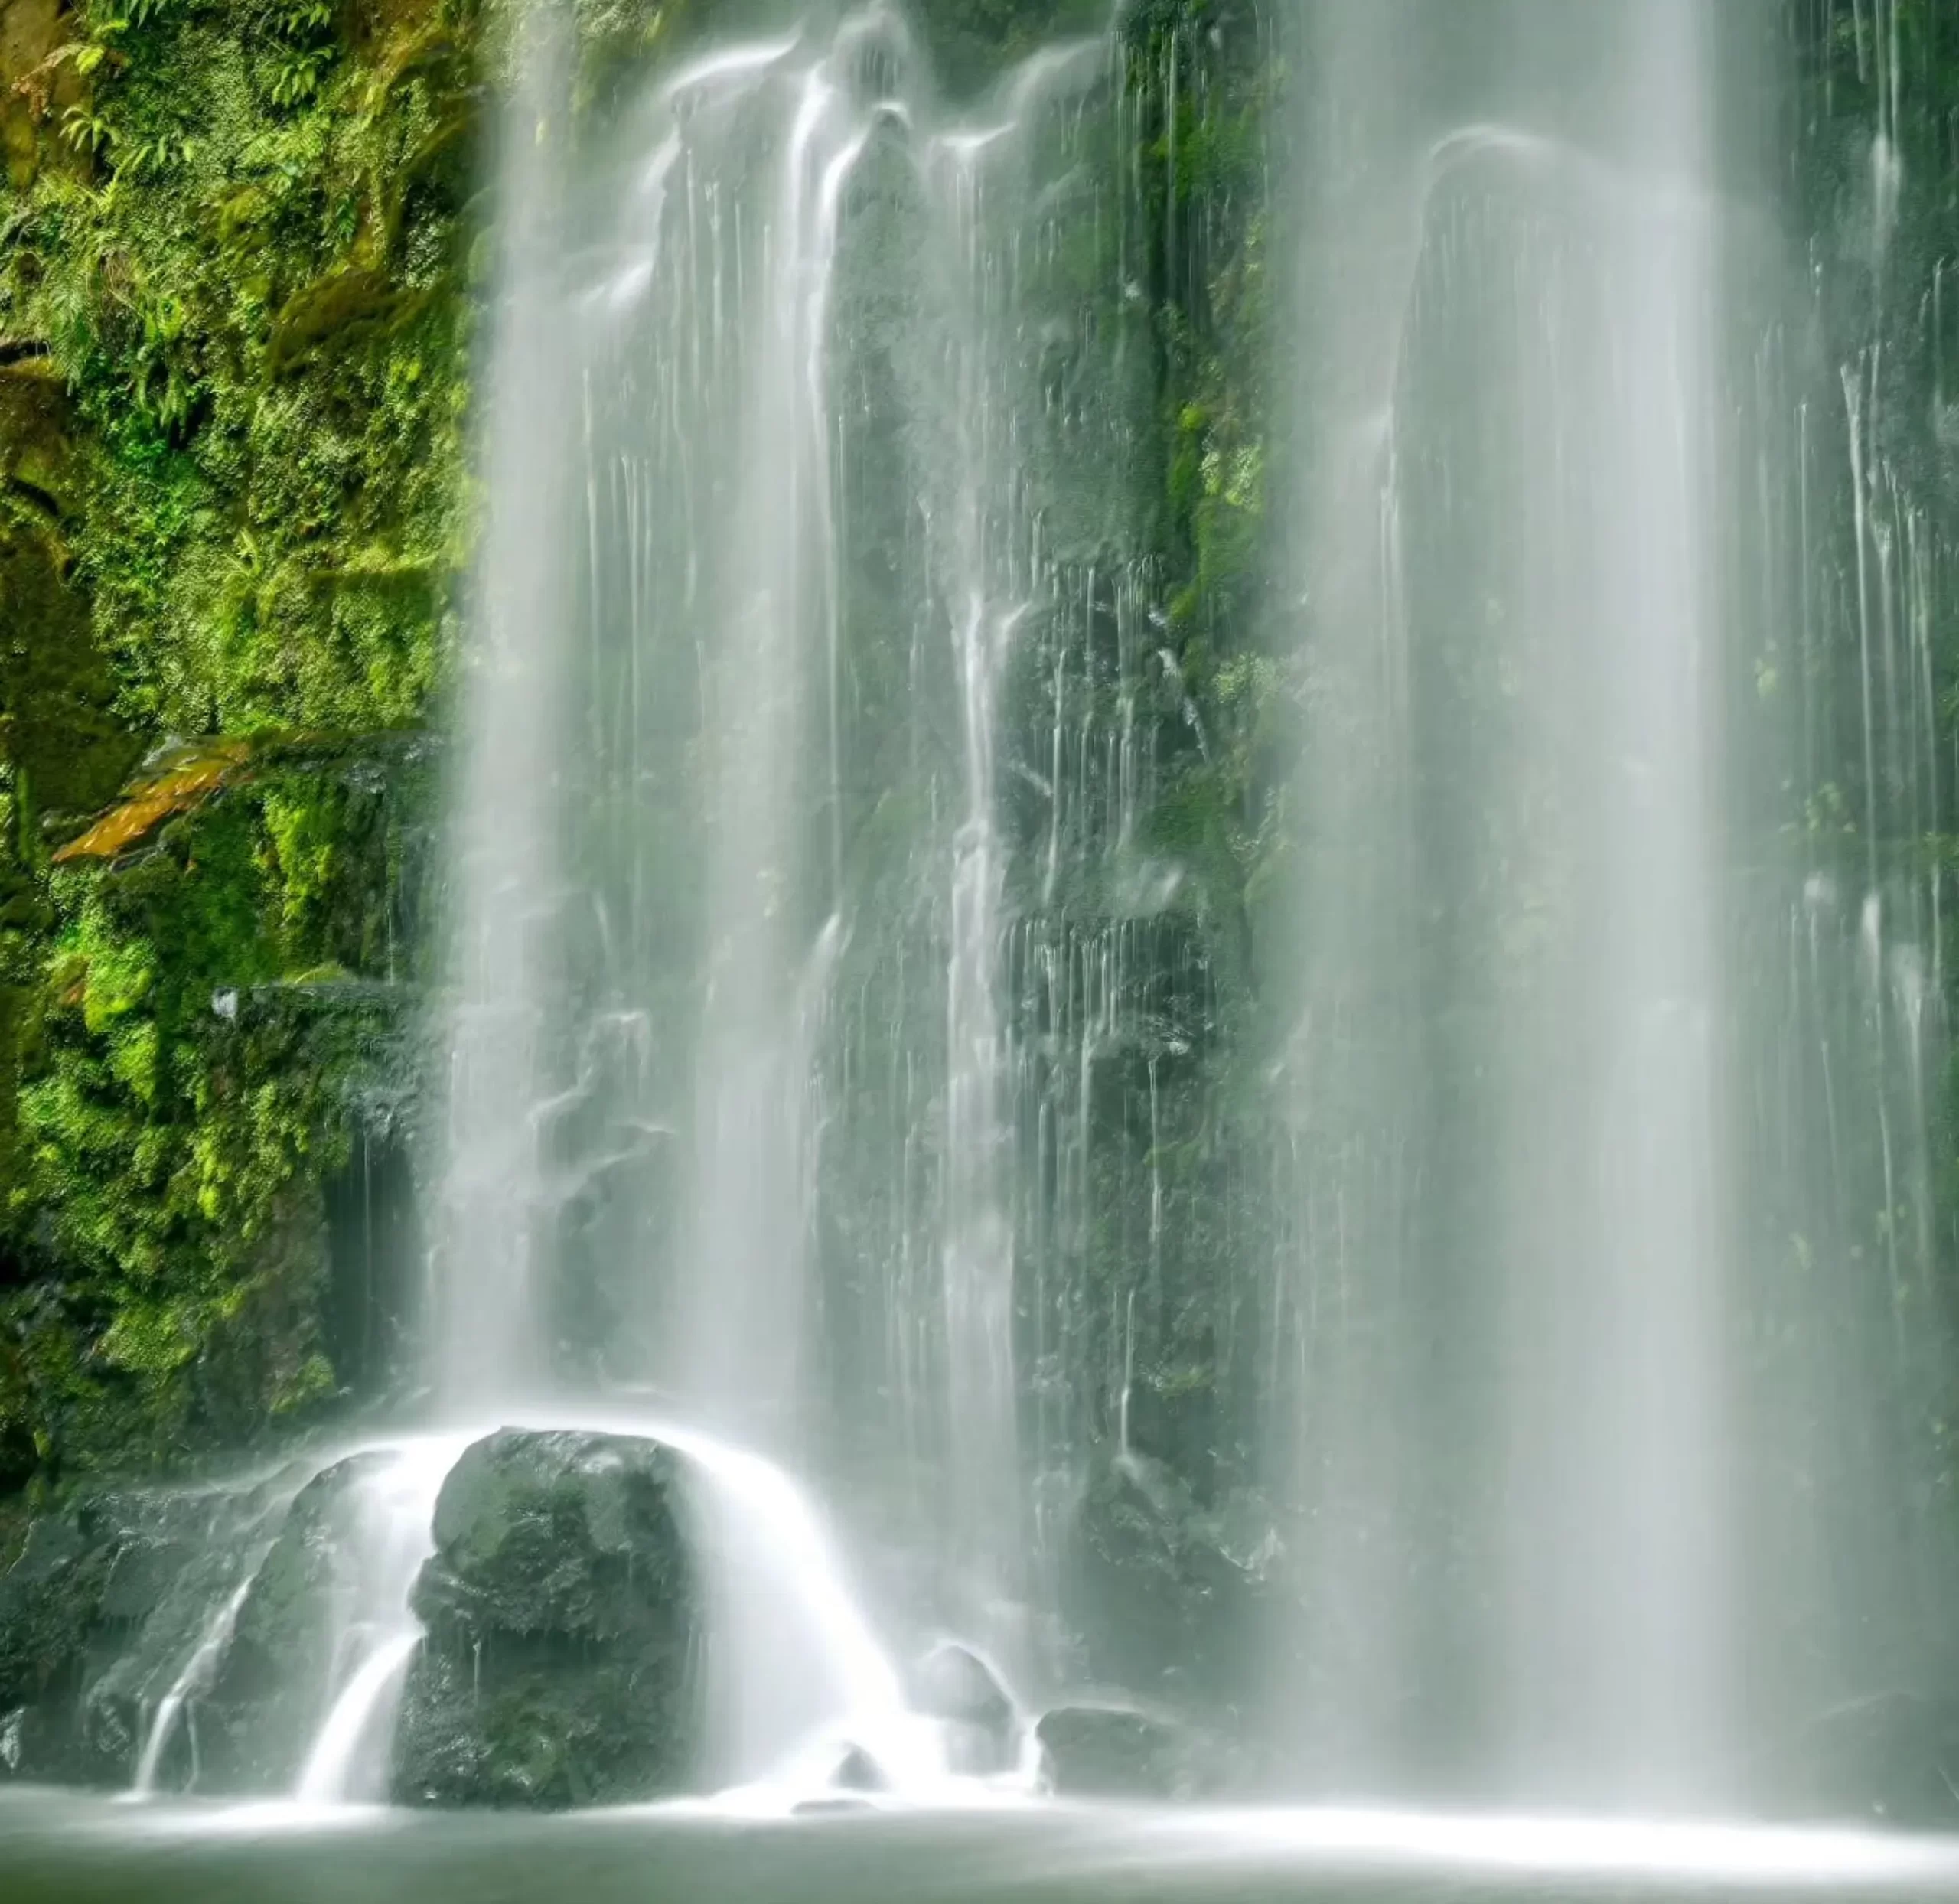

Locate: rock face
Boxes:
[389,1430,701,1809]
[1036,1703,1211,1800]
[1068,1451,1269,1724]
[0,1472,299,1787]
[194,1452,393,1792]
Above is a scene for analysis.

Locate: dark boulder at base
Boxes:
[831,1743,888,1792]
[0,1472,301,1788]
[908,1642,1018,1775]
[1035,1703,1214,1800]
[389,1429,701,1809]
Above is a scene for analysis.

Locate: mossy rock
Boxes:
[0,0,79,191]
[390,1429,702,1810]
[0,1472,292,1785]
[0,366,139,820]
[268,266,423,378]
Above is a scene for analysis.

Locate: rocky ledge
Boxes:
[0,1469,302,1787]
[1036,1703,1216,1800]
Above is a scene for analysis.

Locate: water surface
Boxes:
[8,1793,1959,1904]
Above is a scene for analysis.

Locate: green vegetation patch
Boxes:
[0,0,470,1485]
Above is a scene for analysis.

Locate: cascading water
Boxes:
[1273,0,1751,1808]
[129,1576,256,1799]
[292,1439,466,1804]
[429,0,576,1408]
[407,0,1147,1798]
[1268,0,1959,1816]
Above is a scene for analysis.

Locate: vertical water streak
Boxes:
[131,1573,258,1798]
[1278,0,1740,1805]
[1275,0,1429,1791]
[294,1439,466,1803]
[1525,0,1729,1791]
[674,52,862,1436]
[430,0,575,1407]
[928,123,1025,1632]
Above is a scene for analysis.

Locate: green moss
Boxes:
[0,0,467,1484]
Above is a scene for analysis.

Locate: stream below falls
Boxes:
[10,1792,1959,1904]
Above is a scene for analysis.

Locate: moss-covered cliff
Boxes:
[0,0,474,1483]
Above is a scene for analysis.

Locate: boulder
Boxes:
[389,1430,700,1809]
[908,1642,1018,1775]
[1035,1703,1211,1800]
[831,1743,888,1792]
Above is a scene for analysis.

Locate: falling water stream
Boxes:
[1275,0,1739,1805]
[415,0,1148,1768]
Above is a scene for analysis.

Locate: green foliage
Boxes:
[1124,0,1277,983]
[914,0,1108,98]
[0,0,473,1482]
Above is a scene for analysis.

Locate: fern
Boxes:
[58,106,114,157]
[267,45,333,107]
[262,0,334,40]
[114,131,194,180]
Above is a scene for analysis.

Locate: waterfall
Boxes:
[429,0,577,1409]
[106,0,1959,1828]
[131,1576,259,1798]
[293,1438,466,1805]
[1275,0,1742,1809]
[1270,0,1959,1812]
[412,0,1143,1792]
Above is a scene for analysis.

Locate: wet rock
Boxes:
[1035,1703,1211,1800]
[909,1642,1017,1774]
[0,1475,293,1787]
[389,1430,701,1810]
[79,1518,277,1789]
[911,1642,1014,1728]
[832,1743,888,1792]
[196,1454,394,1793]
[1067,1451,1268,1723]
[0,1512,102,1782]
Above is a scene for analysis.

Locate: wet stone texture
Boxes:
[389,1430,702,1810]
[1035,1703,1211,1801]
[1068,1452,1270,1730]
[195,1453,392,1794]
[0,1475,297,1788]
